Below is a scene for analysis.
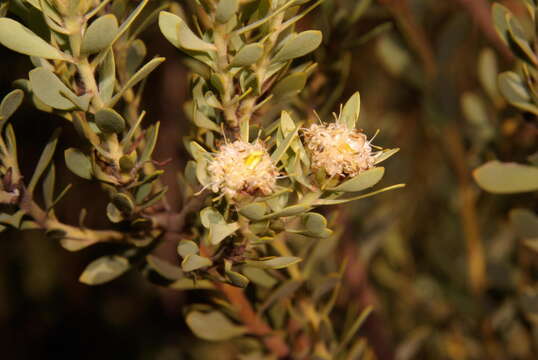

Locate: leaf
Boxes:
[106,202,124,223]
[29,67,77,110]
[186,311,246,341]
[473,161,538,194]
[209,222,239,245]
[158,11,216,52]
[0,89,24,128]
[271,117,300,163]
[177,240,199,257]
[79,255,130,285]
[81,14,119,55]
[328,167,385,192]
[507,14,538,65]
[273,30,322,63]
[374,148,399,165]
[28,128,60,193]
[492,3,511,46]
[498,71,538,115]
[42,163,56,209]
[272,72,307,98]
[200,207,225,228]
[109,57,165,107]
[245,256,302,269]
[510,208,538,238]
[339,92,361,129]
[145,255,184,284]
[316,184,406,205]
[139,122,160,163]
[95,108,126,134]
[126,39,147,76]
[64,148,93,180]
[98,49,116,104]
[226,270,250,288]
[239,202,267,220]
[181,254,213,272]
[231,43,264,67]
[302,212,328,236]
[258,280,303,313]
[242,266,277,288]
[216,0,239,23]
[112,193,135,214]
[264,204,312,219]
[0,18,67,60]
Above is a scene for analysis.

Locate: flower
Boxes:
[303,122,375,178]
[208,140,278,200]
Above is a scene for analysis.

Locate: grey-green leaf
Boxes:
[109,57,165,107]
[473,161,538,194]
[272,72,307,98]
[498,71,538,115]
[186,311,246,341]
[328,167,385,192]
[181,254,213,272]
[95,108,126,134]
[340,92,361,129]
[216,0,239,23]
[231,43,264,67]
[64,148,93,179]
[29,67,77,110]
[273,30,322,63]
[28,128,60,193]
[209,222,239,245]
[177,240,199,258]
[239,202,267,220]
[0,18,67,60]
[510,208,538,239]
[158,11,216,52]
[226,270,249,288]
[0,89,24,126]
[81,14,119,55]
[246,256,302,269]
[79,255,130,285]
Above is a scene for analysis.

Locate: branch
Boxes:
[216,283,290,358]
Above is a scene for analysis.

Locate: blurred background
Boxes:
[1,0,538,359]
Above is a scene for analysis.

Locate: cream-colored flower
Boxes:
[303,123,375,178]
[208,140,278,200]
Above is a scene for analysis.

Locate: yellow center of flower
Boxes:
[244,151,264,170]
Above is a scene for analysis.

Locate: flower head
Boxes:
[303,122,375,178]
[208,140,278,200]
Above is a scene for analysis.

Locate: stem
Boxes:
[77,58,104,109]
[216,283,290,358]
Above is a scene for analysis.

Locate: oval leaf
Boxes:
[177,240,199,258]
[65,148,93,179]
[95,108,126,134]
[81,14,119,54]
[328,167,385,192]
[186,311,246,341]
[0,18,67,60]
[473,161,538,194]
[181,254,213,272]
[158,11,216,52]
[29,67,77,110]
[79,256,130,285]
[216,0,239,23]
[231,43,264,67]
[273,30,322,63]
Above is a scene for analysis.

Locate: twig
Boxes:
[216,283,290,358]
